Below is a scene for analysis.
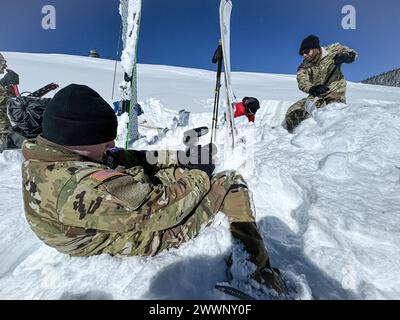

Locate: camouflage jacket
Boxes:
[0,85,9,108]
[21,136,210,256]
[297,43,358,98]
[0,84,14,141]
[0,84,16,115]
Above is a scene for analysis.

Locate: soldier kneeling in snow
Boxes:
[284,35,357,133]
[21,84,286,295]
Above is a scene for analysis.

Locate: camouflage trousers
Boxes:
[284,92,346,133]
[0,105,11,150]
[100,169,272,273]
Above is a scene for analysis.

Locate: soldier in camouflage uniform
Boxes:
[21,84,285,294]
[284,35,358,133]
[0,53,20,152]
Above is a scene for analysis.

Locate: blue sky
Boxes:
[1,0,399,82]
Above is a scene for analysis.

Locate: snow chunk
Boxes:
[318,153,350,179]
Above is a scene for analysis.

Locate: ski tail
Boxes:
[183,126,209,146]
[27,83,59,98]
[219,0,237,150]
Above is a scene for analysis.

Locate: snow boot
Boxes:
[224,253,286,296]
[252,267,286,295]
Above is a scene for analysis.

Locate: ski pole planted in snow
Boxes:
[211,40,223,144]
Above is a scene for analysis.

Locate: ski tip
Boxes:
[215,283,257,301]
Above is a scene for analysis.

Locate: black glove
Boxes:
[102,148,133,169]
[102,148,162,184]
[178,143,217,177]
[0,69,19,87]
[334,52,356,65]
[309,84,330,97]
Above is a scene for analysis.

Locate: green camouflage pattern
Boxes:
[22,137,207,256]
[285,43,358,132]
[22,137,260,255]
[0,85,12,148]
[22,136,285,293]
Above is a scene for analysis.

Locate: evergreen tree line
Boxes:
[362,68,400,87]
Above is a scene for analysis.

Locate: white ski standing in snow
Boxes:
[219,0,237,151]
[119,0,142,149]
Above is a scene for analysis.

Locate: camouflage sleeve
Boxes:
[57,168,210,233]
[136,168,210,232]
[151,150,180,168]
[328,43,358,62]
[0,85,7,106]
[297,66,313,94]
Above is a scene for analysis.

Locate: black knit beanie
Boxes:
[299,35,320,55]
[42,84,118,146]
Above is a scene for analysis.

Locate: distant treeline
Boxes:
[362,68,400,88]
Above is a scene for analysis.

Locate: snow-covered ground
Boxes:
[1,52,400,300]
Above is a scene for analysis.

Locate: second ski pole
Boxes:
[211,40,223,144]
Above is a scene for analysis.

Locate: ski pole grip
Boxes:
[212,43,223,64]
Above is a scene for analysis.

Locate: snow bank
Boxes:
[244,100,400,299]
